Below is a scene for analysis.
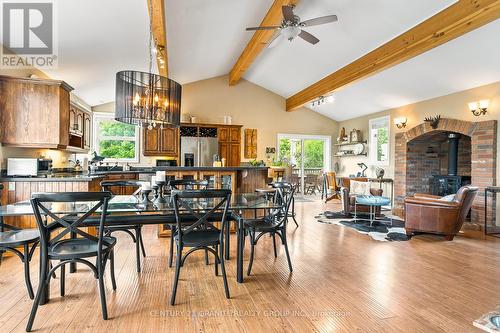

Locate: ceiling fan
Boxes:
[246,5,338,47]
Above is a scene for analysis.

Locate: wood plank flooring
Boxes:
[1,199,499,332]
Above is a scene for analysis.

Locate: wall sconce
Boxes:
[394,117,407,129]
[468,99,489,116]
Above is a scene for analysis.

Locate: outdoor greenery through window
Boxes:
[279,138,325,168]
[369,116,390,165]
[93,113,139,161]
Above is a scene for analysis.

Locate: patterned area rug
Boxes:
[315,211,410,242]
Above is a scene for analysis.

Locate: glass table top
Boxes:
[0,193,280,217]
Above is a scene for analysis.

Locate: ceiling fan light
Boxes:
[282,26,300,40]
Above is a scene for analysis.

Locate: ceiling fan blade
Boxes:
[246,26,279,31]
[282,5,294,21]
[268,32,283,48]
[301,15,338,27]
[298,29,319,45]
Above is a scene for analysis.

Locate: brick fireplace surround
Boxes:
[394,118,497,231]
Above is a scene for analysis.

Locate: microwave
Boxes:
[7,158,38,176]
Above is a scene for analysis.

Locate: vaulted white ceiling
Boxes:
[43,0,500,121]
[44,0,151,106]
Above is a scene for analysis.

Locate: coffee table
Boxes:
[354,195,392,227]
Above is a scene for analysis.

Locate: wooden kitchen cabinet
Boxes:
[143,127,179,158]
[68,103,92,152]
[217,125,241,167]
[0,75,73,149]
[143,127,161,154]
[160,128,179,155]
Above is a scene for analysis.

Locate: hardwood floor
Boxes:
[1,199,499,332]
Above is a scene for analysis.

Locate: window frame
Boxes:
[92,112,140,163]
[368,115,390,166]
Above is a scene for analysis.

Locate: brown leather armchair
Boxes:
[404,186,478,240]
[340,178,383,217]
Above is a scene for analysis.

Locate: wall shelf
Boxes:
[334,153,368,157]
[334,140,367,146]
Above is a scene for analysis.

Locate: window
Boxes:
[369,116,390,165]
[93,113,139,162]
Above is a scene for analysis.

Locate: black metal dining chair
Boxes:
[170,189,231,305]
[100,180,147,272]
[27,192,117,331]
[0,184,39,299]
[167,179,209,268]
[244,182,295,276]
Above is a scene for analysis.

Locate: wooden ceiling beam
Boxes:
[286,0,500,111]
[148,0,168,77]
[229,0,299,86]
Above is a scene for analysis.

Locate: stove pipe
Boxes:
[447,133,460,176]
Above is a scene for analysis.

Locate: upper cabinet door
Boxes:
[0,76,72,148]
[83,112,91,149]
[143,127,160,155]
[69,107,76,132]
[218,127,229,142]
[230,128,240,142]
[160,127,179,156]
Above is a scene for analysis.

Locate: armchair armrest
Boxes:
[404,197,460,209]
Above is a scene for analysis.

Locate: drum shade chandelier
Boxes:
[115,1,180,129]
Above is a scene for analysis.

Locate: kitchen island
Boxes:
[0,166,270,235]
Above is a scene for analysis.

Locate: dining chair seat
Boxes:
[0,229,39,247]
[175,230,220,247]
[49,237,117,260]
[243,218,279,232]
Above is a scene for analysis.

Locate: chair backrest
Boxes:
[271,182,295,226]
[168,179,209,190]
[30,192,112,255]
[324,172,338,190]
[454,186,479,223]
[100,180,143,195]
[171,189,232,244]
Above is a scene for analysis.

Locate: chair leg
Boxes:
[135,228,141,273]
[214,245,219,276]
[60,262,65,297]
[97,259,108,320]
[169,226,175,268]
[138,227,147,258]
[23,244,35,299]
[204,249,209,266]
[272,233,277,258]
[219,241,230,299]
[26,251,48,332]
[291,198,299,227]
[170,244,182,306]
[110,250,117,291]
[247,231,255,276]
[281,231,293,273]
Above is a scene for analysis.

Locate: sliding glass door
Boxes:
[277,134,331,194]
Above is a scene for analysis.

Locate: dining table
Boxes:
[0,192,282,304]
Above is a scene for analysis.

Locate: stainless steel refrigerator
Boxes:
[180,136,219,167]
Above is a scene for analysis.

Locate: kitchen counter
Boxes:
[0,166,269,182]
[91,166,268,175]
[0,174,105,182]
